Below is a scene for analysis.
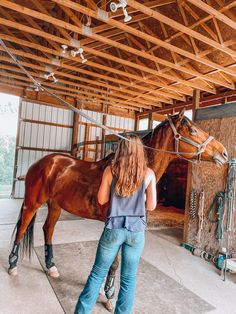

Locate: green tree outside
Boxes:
[0,135,16,185]
[0,95,19,198]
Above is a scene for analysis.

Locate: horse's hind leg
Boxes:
[43,199,61,278]
[9,201,41,275]
[104,254,120,312]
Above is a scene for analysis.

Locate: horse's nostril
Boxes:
[222,150,228,159]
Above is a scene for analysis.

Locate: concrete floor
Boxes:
[0,199,236,314]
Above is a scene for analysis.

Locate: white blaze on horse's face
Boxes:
[175,115,228,166]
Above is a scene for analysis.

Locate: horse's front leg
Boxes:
[43,200,61,278]
[104,253,120,312]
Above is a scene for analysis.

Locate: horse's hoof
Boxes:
[8,266,18,276]
[105,299,114,313]
[48,266,59,278]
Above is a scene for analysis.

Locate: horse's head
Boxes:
[167,109,228,166]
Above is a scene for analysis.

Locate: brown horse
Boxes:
[8,110,228,305]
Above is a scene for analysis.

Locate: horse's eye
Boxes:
[190,129,197,136]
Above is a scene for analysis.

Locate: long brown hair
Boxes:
[111,135,147,197]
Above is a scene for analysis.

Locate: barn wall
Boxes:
[184,104,236,255]
[12,100,134,197]
[76,110,134,160]
[13,99,73,198]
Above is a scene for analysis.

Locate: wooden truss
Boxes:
[0,0,235,115]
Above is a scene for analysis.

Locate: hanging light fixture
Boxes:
[61,44,68,55]
[110,0,132,23]
[71,48,87,63]
[44,72,58,83]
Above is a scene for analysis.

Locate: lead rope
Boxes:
[207,192,224,241]
[196,190,205,244]
[225,159,236,252]
[189,190,197,220]
[0,38,213,160]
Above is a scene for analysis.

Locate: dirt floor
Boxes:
[147,204,185,228]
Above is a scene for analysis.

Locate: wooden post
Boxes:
[148,112,153,129]
[71,99,79,156]
[192,89,200,121]
[82,123,88,160]
[101,114,107,159]
[95,136,99,161]
[134,112,139,131]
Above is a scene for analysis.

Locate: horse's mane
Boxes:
[141,118,169,142]
[141,115,190,143]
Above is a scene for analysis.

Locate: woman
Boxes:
[74,135,157,314]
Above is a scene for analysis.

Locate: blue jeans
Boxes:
[74,228,145,314]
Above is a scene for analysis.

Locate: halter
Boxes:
[168,116,214,163]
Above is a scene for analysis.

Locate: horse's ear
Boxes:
[178,108,185,120]
[175,108,185,128]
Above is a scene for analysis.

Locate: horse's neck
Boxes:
[99,126,175,182]
[143,126,175,182]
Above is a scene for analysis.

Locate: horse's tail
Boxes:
[12,202,37,260]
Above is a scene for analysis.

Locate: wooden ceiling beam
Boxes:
[178,3,199,55]
[0,69,146,111]
[127,0,236,59]
[0,0,234,109]
[82,0,229,54]
[187,0,236,30]
[0,21,193,98]
[52,0,236,79]
[81,0,176,44]
[97,0,234,73]
[0,6,52,60]
[48,0,236,83]
[29,0,72,41]
[0,16,201,94]
[0,44,176,101]
[0,43,172,103]
[0,81,135,117]
[0,62,164,106]
[120,38,236,101]
[59,5,83,27]
[2,0,234,88]
[182,2,218,41]
[136,5,236,93]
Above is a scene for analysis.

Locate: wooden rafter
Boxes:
[0,23,194,97]
[0,34,182,104]
[127,0,236,58]
[0,0,235,115]
[187,0,236,30]
[1,0,235,90]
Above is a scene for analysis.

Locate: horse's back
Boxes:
[24,153,112,217]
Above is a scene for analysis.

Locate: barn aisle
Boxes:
[1,199,236,314]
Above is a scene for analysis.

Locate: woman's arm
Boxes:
[97,166,112,205]
[145,168,157,211]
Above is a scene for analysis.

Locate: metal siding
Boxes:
[13,100,73,198]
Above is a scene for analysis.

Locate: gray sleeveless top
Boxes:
[105,177,147,232]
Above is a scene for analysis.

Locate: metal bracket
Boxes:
[59,51,69,58]
[81,25,93,37]
[51,58,61,66]
[97,8,109,21]
[70,39,80,49]
[45,66,54,73]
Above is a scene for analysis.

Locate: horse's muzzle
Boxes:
[213,148,228,166]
